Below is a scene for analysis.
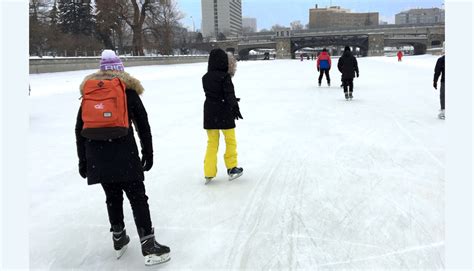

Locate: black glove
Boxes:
[141,154,153,171]
[233,107,243,120]
[433,81,437,89]
[317,67,320,72]
[78,160,87,178]
[356,72,359,78]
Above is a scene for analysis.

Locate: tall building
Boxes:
[309,5,379,29]
[243,17,257,32]
[201,0,242,38]
[395,8,445,25]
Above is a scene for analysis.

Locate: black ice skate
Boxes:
[318,82,321,87]
[328,82,331,87]
[139,228,171,266]
[349,93,353,100]
[344,93,349,100]
[112,227,130,259]
[227,167,243,181]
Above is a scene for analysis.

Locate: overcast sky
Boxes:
[177,0,444,31]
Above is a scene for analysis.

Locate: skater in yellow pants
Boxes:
[204,129,238,177]
[202,49,243,183]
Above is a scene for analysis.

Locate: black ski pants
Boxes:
[440,82,445,110]
[342,78,354,93]
[101,181,153,235]
[318,69,330,84]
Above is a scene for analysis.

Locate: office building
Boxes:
[201,0,242,38]
[243,17,257,32]
[309,5,379,29]
[395,8,445,25]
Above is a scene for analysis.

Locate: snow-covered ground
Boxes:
[29,55,445,269]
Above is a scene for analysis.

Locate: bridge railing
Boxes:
[240,23,444,41]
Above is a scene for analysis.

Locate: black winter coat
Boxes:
[337,51,359,79]
[434,55,445,83]
[202,49,240,130]
[75,71,152,185]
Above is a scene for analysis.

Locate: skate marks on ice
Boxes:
[224,145,320,269]
[318,241,444,268]
[220,112,443,268]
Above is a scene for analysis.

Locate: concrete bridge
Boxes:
[191,23,444,58]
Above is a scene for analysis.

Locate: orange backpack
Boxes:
[81,77,129,140]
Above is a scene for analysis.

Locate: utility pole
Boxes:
[190,16,195,32]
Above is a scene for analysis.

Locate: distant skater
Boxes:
[317,48,331,87]
[397,50,403,62]
[202,49,244,184]
[337,46,359,100]
[433,53,445,119]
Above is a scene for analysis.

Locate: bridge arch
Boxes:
[237,43,276,60]
[290,35,369,58]
[384,40,428,55]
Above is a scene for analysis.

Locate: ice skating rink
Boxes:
[29,55,445,269]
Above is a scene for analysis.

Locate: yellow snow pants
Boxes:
[204,129,238,177]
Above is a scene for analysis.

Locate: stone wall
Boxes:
[29,55,209,74]
[367,33,385,56]
[275,38,292,59]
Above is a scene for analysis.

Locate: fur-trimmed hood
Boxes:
[80,70,144,95]
[227,52,237,77]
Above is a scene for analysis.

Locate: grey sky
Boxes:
[178,0,444,31]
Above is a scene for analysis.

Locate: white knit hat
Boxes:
[100,50,124,71]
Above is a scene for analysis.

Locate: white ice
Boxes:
[29,55,445,269]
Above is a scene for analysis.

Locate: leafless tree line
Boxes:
[29,0,190,57]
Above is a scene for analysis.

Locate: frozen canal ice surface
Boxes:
[29,55,444,269]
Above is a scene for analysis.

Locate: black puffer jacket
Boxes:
[75,71,152,185]
[202,49,240,129]
[434,55,445,83]
[338,50,359,79]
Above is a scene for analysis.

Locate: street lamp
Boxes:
[190,16,195,32]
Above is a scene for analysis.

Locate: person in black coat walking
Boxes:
[433,54,445,119]
[337,46,359,100]
[202,49,243,183]
[75,50,170,265]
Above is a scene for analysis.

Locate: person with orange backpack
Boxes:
[75,50,170,266]
[317,48,332,87]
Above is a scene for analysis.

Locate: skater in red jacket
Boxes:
[397,51,403,62]
[316,48,331,87]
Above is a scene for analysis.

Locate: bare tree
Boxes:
[271,24,287,31]
[145,0,184,55]
[30,0,52,56]
[290,21,303,31]
[116,0,151,56]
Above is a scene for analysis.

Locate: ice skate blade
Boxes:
[144,253,171,266]
[228,172,243,181]
[204,178,213,185]
[115,245,128,259]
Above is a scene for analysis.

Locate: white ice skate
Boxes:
[144,253,171,266]
[438,109,445,119]
[115,245,128,259]
[204,177,213,185]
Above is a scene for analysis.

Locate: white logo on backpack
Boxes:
[94,103,104,109]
